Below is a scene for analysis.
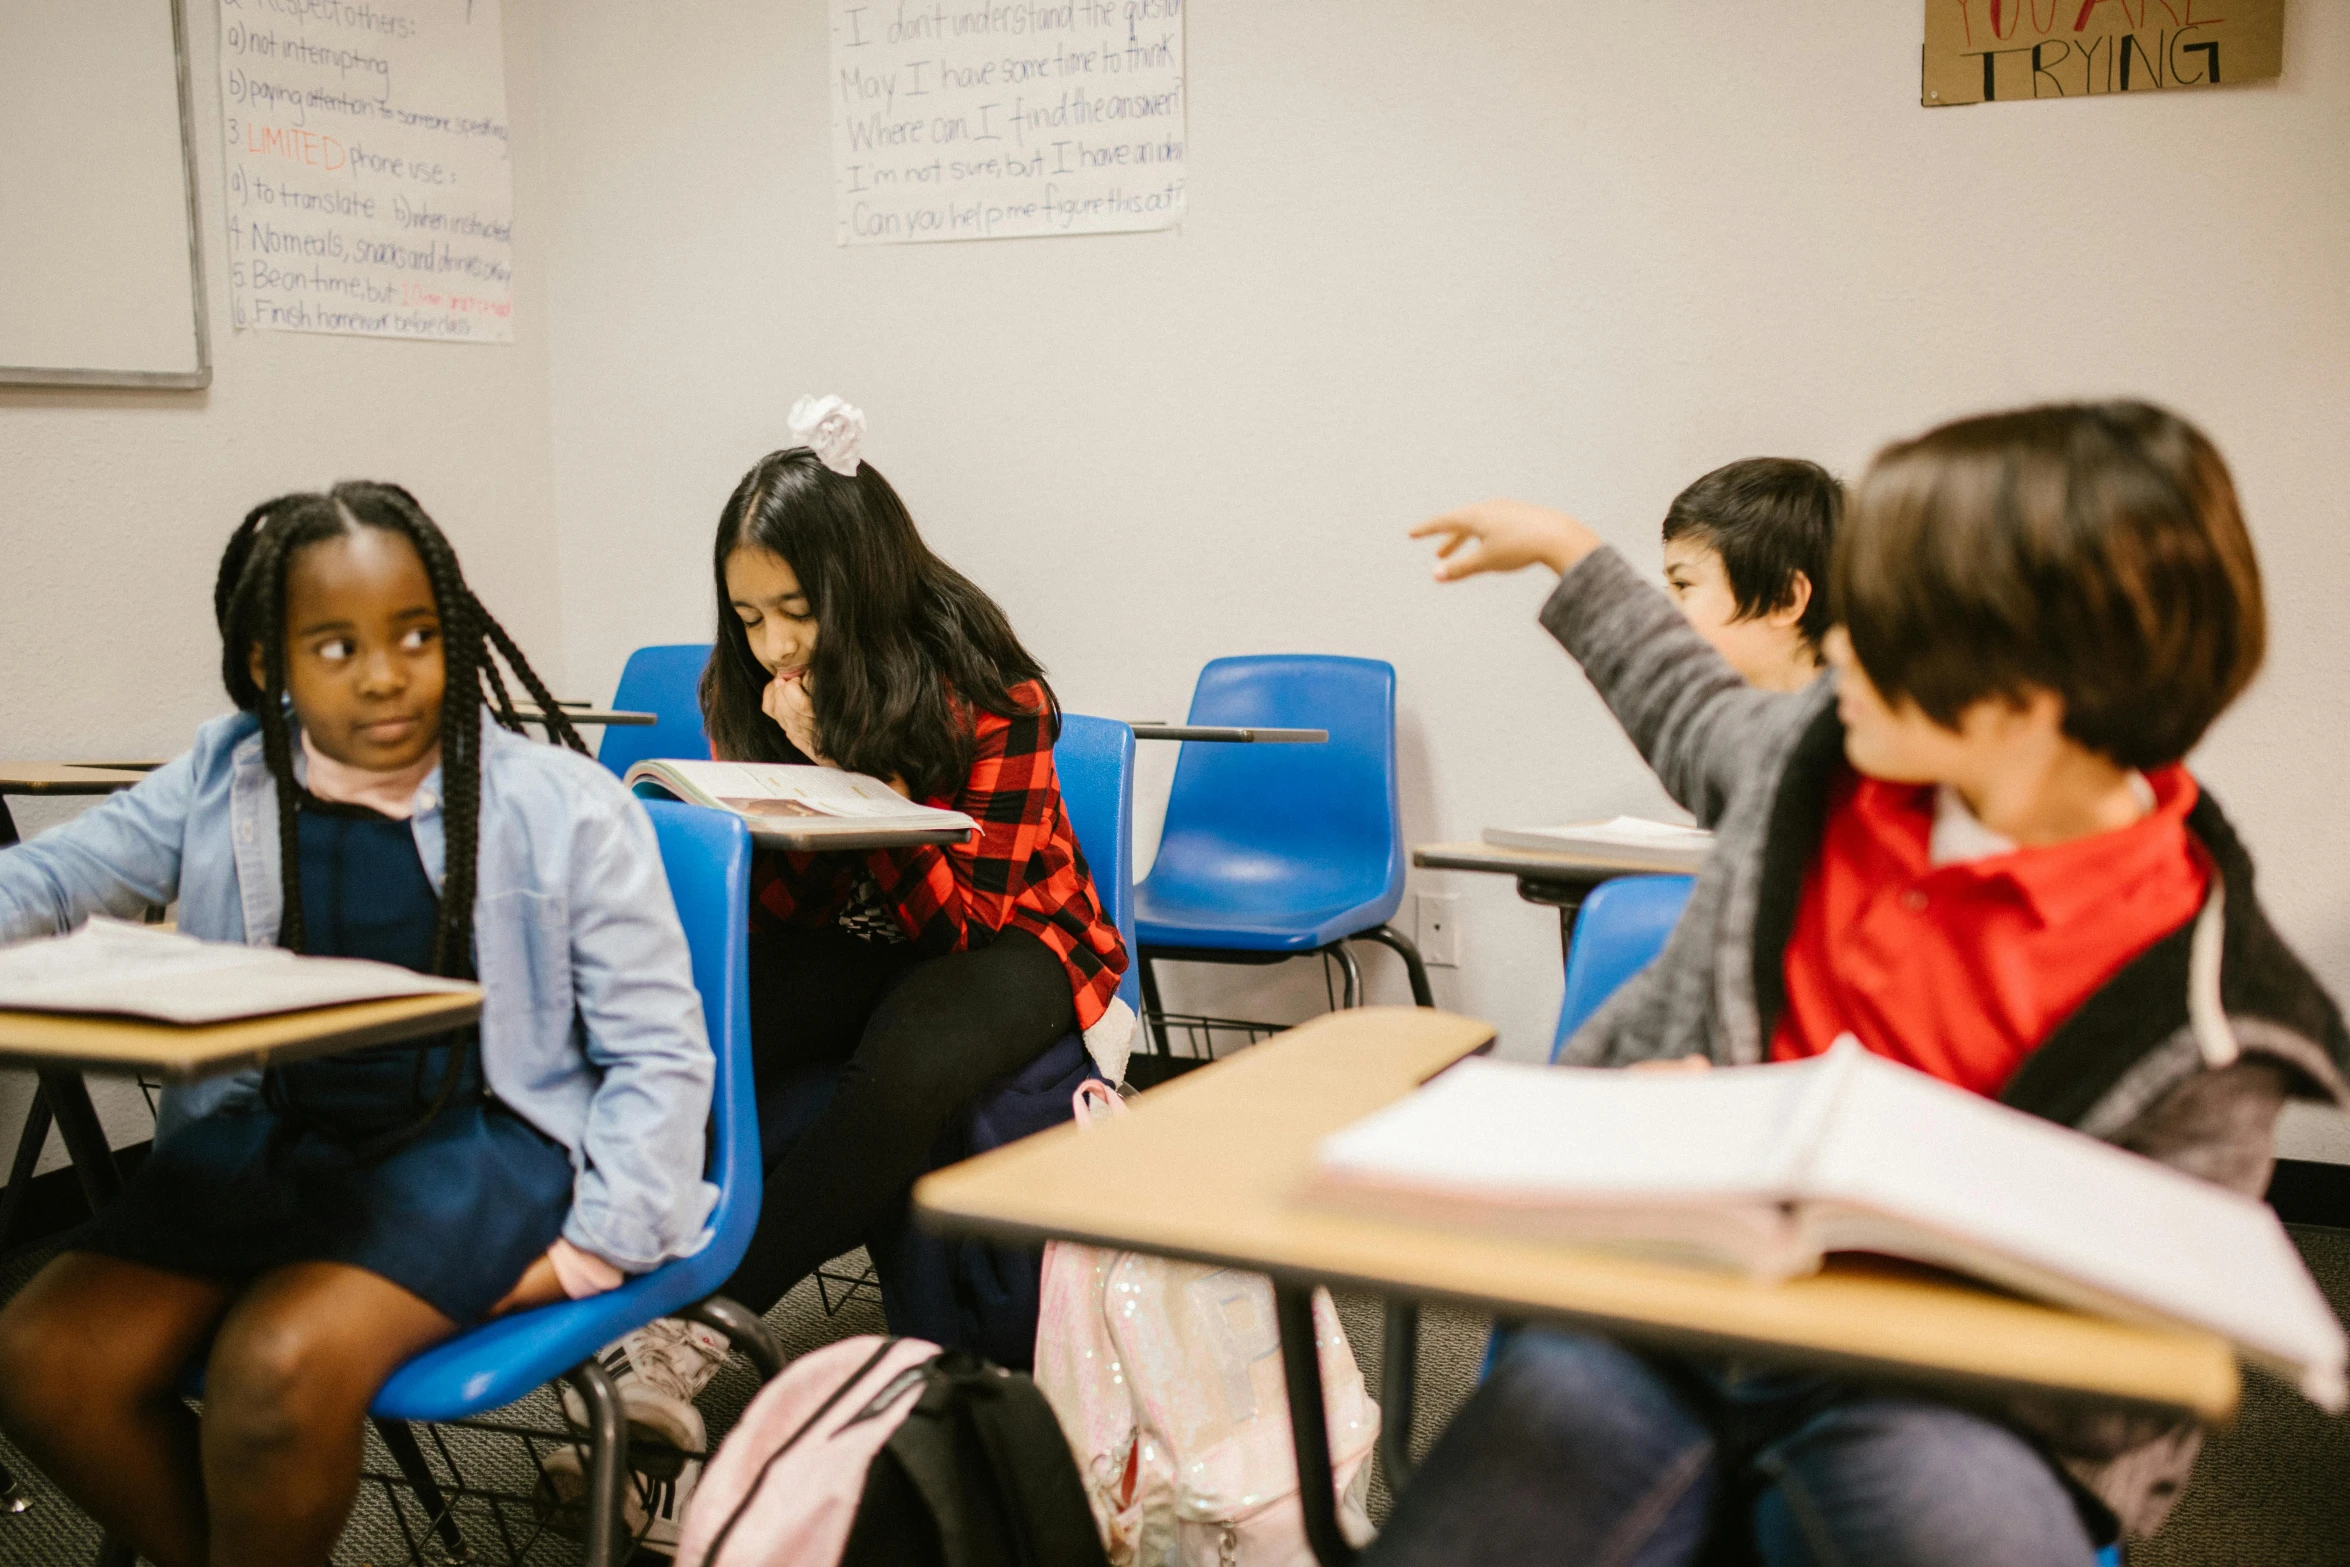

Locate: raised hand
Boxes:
[1410,500,1604,582]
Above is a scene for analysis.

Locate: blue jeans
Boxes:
[1363,1329,2107,1567]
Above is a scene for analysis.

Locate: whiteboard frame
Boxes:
[0,0,212,390]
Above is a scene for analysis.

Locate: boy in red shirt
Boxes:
[1386,403,2347,1565]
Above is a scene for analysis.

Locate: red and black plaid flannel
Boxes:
[749,682,1129,1032]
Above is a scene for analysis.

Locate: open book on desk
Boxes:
[624,759,978,851]
[0,918,475,1025]
[1312,1040,2348,1408]
[1482,816,1713,872]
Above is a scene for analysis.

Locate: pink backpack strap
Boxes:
[1071,1079,1126,1129]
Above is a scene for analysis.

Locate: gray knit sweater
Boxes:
[1541,547,2350,1537]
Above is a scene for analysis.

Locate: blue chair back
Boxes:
[1551,876,1696,1061]
[598,644,715,780]
[1054,714,1140,1016]
[372,798,755,1420]
[1137,655,1405,949]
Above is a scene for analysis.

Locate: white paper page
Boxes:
[218,0,514,342]
[1315,1055,1835,1204]
[654,761,971,824]
[1801,1053,2349,1407]
[1497,818,1713,849]
[0,918,471,1024]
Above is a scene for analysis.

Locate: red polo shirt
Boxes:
[1770,764,2209,1095]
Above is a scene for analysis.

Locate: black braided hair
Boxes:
[215,482,587,977]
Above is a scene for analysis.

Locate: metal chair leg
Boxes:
[1328,943,1362,1009]
[680,1295,784,1381]
[1354,925,1436,1008]
[36,1071,121,1212]
[1378,1300,1419,1491]
[0,1088,56,1254]
[375,1417,470,1561]
[1274,1284,1356,1567]
[1138,955,1173,1056]
[562,1359,630,1567]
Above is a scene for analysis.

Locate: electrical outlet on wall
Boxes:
[1415,892,1459,968]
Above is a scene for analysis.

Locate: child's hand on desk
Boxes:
[763,669,833,766]
[488,1254,567,1316]
[1626,1055,1713,1074]
[1412,501,1604,581]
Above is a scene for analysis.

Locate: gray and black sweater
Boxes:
[1540,546,2350,1537]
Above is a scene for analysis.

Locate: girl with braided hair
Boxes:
[0,482,716,1567]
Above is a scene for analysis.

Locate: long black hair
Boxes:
[215,481,586,977]
[699,449,1056,798]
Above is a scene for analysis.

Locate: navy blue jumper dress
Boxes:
[79,794,576,1324]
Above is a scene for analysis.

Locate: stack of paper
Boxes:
[0,918,473,1025]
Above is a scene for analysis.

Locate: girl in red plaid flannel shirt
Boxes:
[698,404,1130,1320]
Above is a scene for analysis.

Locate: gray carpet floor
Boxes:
[0,1231,2344,1565]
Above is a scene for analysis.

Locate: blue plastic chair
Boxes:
[1133,656,1430,1052]
[1055,714,1142,1022]
[597,644,715,780]
[1551,875,1697,1060]
[95,800,779,1567]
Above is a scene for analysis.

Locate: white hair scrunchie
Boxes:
[789,394,867,478]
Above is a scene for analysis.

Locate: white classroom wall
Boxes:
[4,2,2349,1168]
[531,3,2350,1153]
[0,0,567,1169]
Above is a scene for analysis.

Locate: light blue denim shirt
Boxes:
[0,710,718,1275]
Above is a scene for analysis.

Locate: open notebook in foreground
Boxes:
[0,918,474,1024]
[1313,1040,2348,1408]
[624,759,977,849]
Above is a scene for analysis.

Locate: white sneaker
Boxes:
[561,1318,730,1465]
[534,1446,703,1555]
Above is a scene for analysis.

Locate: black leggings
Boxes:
[722,924,1076,1315]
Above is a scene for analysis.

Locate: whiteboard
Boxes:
[0,0,210,388]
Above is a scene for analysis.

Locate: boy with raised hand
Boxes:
[1659,457,1841,693]
[1390,403,2348,1565]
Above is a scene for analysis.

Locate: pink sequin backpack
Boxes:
[1032,1082,1381,1565]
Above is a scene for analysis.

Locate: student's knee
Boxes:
[0,1289,86,1430]
[1754,1398,2101,1567]
[205,1311,364,1462]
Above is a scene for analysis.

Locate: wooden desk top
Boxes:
[0,990,483,1081]
[917,1008,2239,1421]
[0,763,154,796]
[1414,839,1703,884]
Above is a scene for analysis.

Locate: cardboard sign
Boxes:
[1923,0,2284,106]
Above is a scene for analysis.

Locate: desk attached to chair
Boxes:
[916,1008,2238,1567]
[1414,838,1705,956]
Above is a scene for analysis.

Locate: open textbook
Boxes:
[1313,1040,2348,1408]
[0,918,475,1025]
[624,759,978,850]
[1482,816,1714,871]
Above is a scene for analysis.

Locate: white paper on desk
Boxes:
[0,918,473,1024]
[1481,816,1715,869]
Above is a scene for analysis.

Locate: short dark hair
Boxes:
[1661,458,1842,650]
[699,448,1056,797]
[1834,401,2266,770]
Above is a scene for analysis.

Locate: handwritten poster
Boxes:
[830,0,1186,245]
[1923,0,2284,106]
[218,0,513,341]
